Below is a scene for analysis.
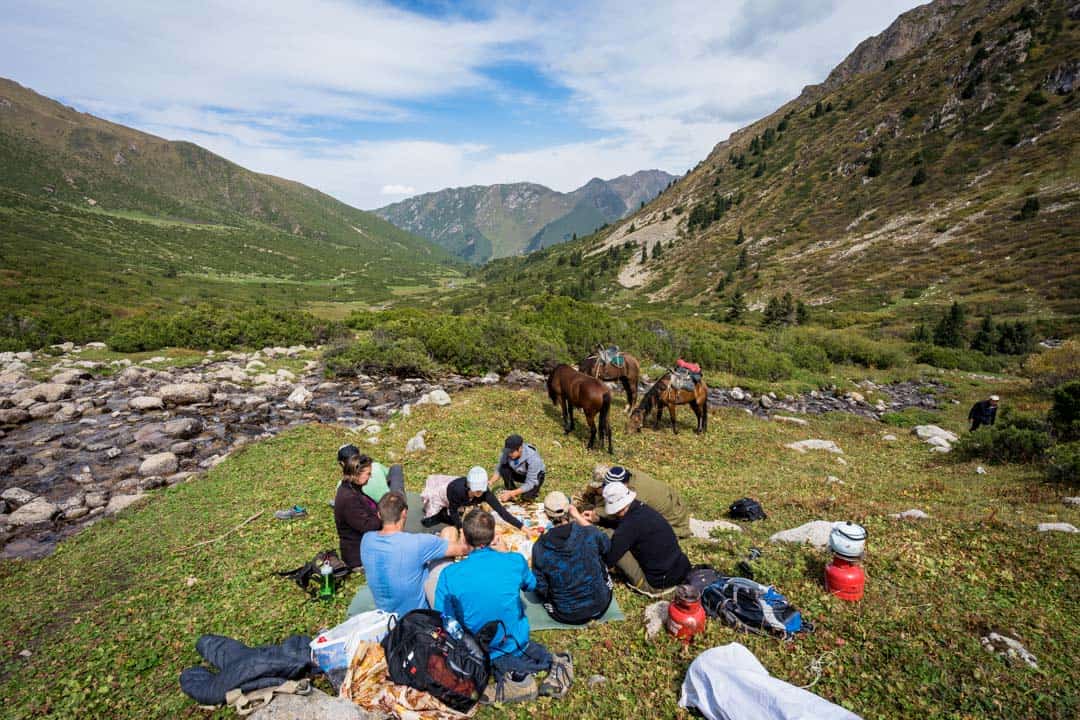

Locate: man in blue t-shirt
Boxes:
[361,492,469,617]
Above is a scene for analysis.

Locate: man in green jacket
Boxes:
[580,464,691,540]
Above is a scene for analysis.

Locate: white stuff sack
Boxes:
[309,610,394,673]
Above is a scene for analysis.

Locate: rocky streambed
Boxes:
[0,344,941,560]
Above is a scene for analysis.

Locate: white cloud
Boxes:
[0,0,927,209]
[381,184,417,195]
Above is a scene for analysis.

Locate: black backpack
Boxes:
[728,497,767,521]
[276,550,351,598]
[381,610,495,713]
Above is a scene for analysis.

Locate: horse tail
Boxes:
[600,390,611,442]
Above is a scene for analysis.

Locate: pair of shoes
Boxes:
[481,673,538,704]
[274,505,307,520]
[538,652,574,699]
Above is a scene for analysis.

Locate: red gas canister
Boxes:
[666,585,706,643]
[825,556,866,601]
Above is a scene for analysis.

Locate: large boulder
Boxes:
[139,452,179,477]
[417,389,452,407]
[249,689,373,720]
[769,520,835,549]
[1,486,37,508]
[129,396,165,411]
[912,425,958,443]
[13,383,72,404]
[7,497,59,526]
[159,383,212,405]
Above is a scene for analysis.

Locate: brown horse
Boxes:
[578,349,641,414]
[547,364,613,453]
[628,372,708,434]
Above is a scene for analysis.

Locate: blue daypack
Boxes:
[701,577,808,638]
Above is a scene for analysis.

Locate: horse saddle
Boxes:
[670,368,699,392]
[598,346,624,368]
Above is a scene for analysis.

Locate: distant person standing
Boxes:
[968,395,999,432]
[493,434,546,503]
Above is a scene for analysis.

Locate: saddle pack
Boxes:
[596,345,625,368]
[670,359,702,391]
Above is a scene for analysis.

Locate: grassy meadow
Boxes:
[0,378,1076,719]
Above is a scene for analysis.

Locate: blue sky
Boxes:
[1,1,923,209]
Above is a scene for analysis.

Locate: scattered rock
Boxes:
[129,396,165,411]
[643,600,670,641]
[1063,497,1080,507]
[981,632,1038,669]
[18,649,32,659]
[769,520,835,549]
[882,434,897,442]
[772,415,808,426]
[479,372,500,385]
[1036,522,1077,533]
[785,439,844,454]
[1,487,37,508]
[826,475,845,485]
[51,369,91,385]
[405,431,428,454]
[163,417,202,439]
[890,509,930,520]
[729,387,745,402]
[912,425,958,443]
[977,466,987,475]
[0,408,31,425]
[418,389,452,406]
[139,452,179,477]
[105,493,147,516]
[926,436,952,450]
[759,395,773,409]
[13,383,72,404]
[929,445,951,454]
[139,475,168,491]
[587,674,607,688]
[85,492,108,509]
[248,689,372,720]
[286,385,313,409]
[7,497,59,526]
[159,383,212,405]
[689,517,742,538]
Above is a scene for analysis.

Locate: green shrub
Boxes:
[1045,441,1080,483]
[1049,381,1080,441]
[955,409,1052,463]
[324,337,437,378]
[914,344,1009,371]
[786,327,908,368]
[0,302,113,351]
[107,306,345,352]
[1024,340,1080,389]
[881,408,942,427]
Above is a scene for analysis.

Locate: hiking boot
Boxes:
[274,505,307,520]
[625,581,678,599]
[538,652,573,700]
[481,673,538,705]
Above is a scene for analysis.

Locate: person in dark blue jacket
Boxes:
[531,491,613,625]
[968,395,999,431]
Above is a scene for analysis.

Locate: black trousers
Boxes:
[498,465,544,500]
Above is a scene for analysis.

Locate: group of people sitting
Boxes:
[332,434,694,703]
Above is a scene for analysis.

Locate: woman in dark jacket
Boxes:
[334,447,381,568]
[421,466,523,530]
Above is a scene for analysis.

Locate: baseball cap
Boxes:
[543,491,570,519]
[504,434,524,451]
[603,482,636,515]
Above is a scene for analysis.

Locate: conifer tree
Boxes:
[796,300,809,325]
[736,247,748,271]
[736,226,745,245]
[933,302,967,348]
[727,289,746,323]
[970,314,996,354]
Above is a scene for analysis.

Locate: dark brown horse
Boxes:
[547,364,613,453]
[578,349,641,414]
[629,372,708,434]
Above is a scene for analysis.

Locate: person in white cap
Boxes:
[531,491,614,625]
[968,394,999,431]
[580,464,691,539]
[570,482,691,596]
[420,466,524,531]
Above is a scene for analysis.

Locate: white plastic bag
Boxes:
[310,609,393,674]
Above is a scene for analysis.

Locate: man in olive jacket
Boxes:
[580,464,691,539]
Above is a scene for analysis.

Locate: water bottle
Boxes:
[318,562,335,600]
[445,617,464,640]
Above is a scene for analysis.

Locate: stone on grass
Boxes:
[929,445,951,454]
[249,689,372,720]
[890,509,930,520]
[826,475,845,485]
[769,520,835,549]
[85,492,108,509]
[159,383,212,405]
[139,452,179,477]
[980,632,1038,669]
[105,493,147,516]
[644,601,670,642]
[728,387,745,401]
[785,439,844,454]
[977,466,988,475]
[286,385,313,409]
[772,415,808,426]
[926,436,951,449]
[912,425,958,443]
[1036,522,1077,533]
[423,389,452,406]
[1063,497,1080,507]
[7,497,59,526]
[405,431,427,454]
[689,517,742,538]
[882,434,897,442]
[479,372,500,385]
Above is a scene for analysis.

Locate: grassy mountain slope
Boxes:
[375,170,675,263]
[0,78,460,336]
[470,0,1079,330]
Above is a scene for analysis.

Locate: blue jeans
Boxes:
[491,640,552,680]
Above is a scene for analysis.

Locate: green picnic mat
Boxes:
[347,585,624,631]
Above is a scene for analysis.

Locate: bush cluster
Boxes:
[955,408,1053,463]
[107,306,346,352]
[1025,340,1080,390]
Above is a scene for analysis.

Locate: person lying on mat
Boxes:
[361,491,470,617]
[531,491,613,625]
[421,466,524,530]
